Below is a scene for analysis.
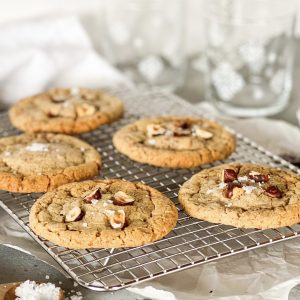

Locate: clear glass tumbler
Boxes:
[101,0,185,91]
[203,0,296,117]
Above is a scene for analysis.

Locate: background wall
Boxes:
[0,0,299,55]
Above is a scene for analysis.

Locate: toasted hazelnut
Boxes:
[76,103,96,117]
[223,182,242,199]
[105,209,126,229]
[222,169,238,183]
[113,191,135,206]
[249,171,269,183]
[265,186,282,198]
[47,105,61,117]
[173,127,191,137]
[146,124,166,137]
[193,126,213,139]
[51,94,67,103]
[65,206,84,222]
[83,188,102,203]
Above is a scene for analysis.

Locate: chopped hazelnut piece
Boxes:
[173,127,191,137]
[76,103,96,117]
[249,171,269,183]
[65,207,84,222]
[223,182,242,199]
[221,169,238,183]
[83,188,102,203]
[193,126,213,139]
[105,209,126,229]
[113,191,135,206]
[51,95,67,103]
[146,124,166,137]
[265,186,282,198]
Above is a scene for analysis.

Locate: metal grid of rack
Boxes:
[0,89,300,291]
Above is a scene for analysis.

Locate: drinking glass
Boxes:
[101,0,185,91]
[203,0,296,117]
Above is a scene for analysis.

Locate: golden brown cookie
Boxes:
[29,179,178,249]
[0,133,101,192]
[179,163,300,229]
[9,87,124,134]
[113,116,236,168]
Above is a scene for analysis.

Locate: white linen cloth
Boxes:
[0,16,131,106]
[1,16,300,300]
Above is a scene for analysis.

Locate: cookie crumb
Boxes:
[26,143,49,152]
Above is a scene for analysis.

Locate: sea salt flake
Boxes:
[73,282,78,287]
[242,186,257,194]
[206,188,215,194]
[45,275,50,279]
[70,296,83,300]
[80,147,86,152]
[26,143,49,152]
[107,200,113,204]
[15,280,61,300]
[82,223,88,228]
[91,199,98,205]
[225,202,233,207]
[3,151,11,156]
[238,176,249,182]
[103,203,108,207]
[218,182,227,189]
[147,139,156,146]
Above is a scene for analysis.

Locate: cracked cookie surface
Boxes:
[113,116,236,168]
[9,87,124,134]
[179,163,300,229]
[29,179,178,249]
[0,133,101,192]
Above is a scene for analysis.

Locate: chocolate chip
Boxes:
[265,186,282,198]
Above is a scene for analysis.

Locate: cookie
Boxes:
[0,133,101,192]
[113,116,236,168]
[29,179,178,249]
[9,87,124,134]
[179,163,300,229]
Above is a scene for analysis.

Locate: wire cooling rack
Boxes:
[1,88,300,291]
